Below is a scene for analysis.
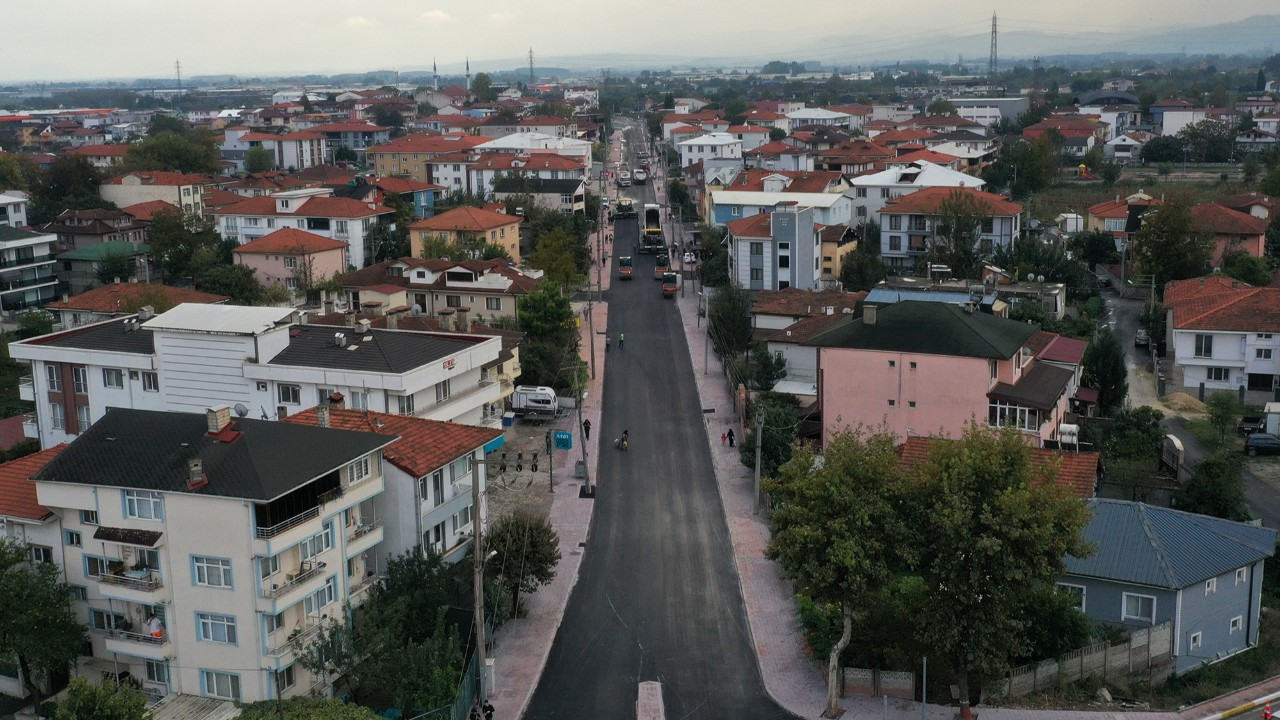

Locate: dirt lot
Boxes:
[486,415,582,522]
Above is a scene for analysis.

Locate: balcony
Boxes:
[18,376,32,402]
[262,560,326,599]
[346,521,383,557]
[104,630,172,661]
[267,617,327,658]
[255,506,320,540]
[0,273,57,293]
[348,520,381,543]
[349,572,384,605]
[22,413,37,439]
[0,253,55,270]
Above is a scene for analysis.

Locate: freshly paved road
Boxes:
[523,123,790,719]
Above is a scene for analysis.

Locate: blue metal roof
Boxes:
[1064,499,1276,589]
[864,289,997,306]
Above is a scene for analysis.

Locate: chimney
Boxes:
[299,311,310,325]
[137,305,155,321]
[186,457,207,490]
[355,318,372,334]
[317,404,330,428]
[324,299,335,315]
[863,305,877,325]
[206,405,232,433]
[438,307,456,331]
[456,306,470,332]
[346,312,357,327]
[386,311,399,330]
[329,391,346,409]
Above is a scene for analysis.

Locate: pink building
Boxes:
[1189,203,1269,266]
[808,301,1078,448]
[231,228,348,293]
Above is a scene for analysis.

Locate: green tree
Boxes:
[122,128,221,174]
[1134,200,1212,289]
[364,222,407,265]
[471,73,496,102]
[0,152,36,191]
[1205,391,1242,443]
[1177,119,1236,163]
[697,225,729,287]
[54,677,147,720]
[667,180,698,221]
[927,99,957,115]
[1243,154,1262,184]
[244,144,274,173]
[838,247,887,291]
[1264,166,1280,197]
[1221,250,1271,286]
[28,155,115,226]
[147,113,188,136]
[95,247,136,285]
[707,282,753,361]
[1082,327,1128,415]
[907,425,1093,719]
[750,342,787,391]
[1179,450,1250,520]
[148,208,221,280]
[1141,135,1185,163]
[196,263,264,304]
[334,146,358,163]
[765,430,907,718]
[1099,162,1122,185]
[16,309,54,339]
[529,227,582,292]
[372,106,405,130]
[769,127,788,141]
[417,101,439,117]
[516,283,578,390]
[487,510,561,616]
[238,698,381,720]
[740,392,799,479]
[931,189,991,279]
[1072,229,1119,269]
[0,538,87,710]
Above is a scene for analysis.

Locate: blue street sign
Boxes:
[553,430,572,450]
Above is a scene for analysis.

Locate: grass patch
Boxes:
[1185,418,1229,450]
[1029,180,1253,224]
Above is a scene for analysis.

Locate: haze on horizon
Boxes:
[6,0,1277,83]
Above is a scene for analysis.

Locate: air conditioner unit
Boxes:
[257,382,268,392]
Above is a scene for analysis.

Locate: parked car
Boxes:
[1244,433,1280,456]
[1134,329,1150,348]
[1238,416,1266,435]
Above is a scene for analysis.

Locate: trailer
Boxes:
[511,385,565,419]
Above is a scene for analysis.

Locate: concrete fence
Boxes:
[842,667,916,699]
[1000,622,1174,697]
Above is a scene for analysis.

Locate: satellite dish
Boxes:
[412,303,422,315]
[1037,274,1045,283]
[1025,272,1035,282]
[233,403,249,418]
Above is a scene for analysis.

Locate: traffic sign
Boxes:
[553,430,572,450]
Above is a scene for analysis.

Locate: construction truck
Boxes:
[618,256,634,280]
[661,272,678,298]
[654,253,670,280]
[639,204,664,254]
[613,197,637,220]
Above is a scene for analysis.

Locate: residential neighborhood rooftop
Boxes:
[804,301,1038,359]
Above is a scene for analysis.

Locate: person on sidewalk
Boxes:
[721,432,727,446]
[483,701,494,720]
[582,419,591,440]
[618,332,625,349]
[727,428,736,447]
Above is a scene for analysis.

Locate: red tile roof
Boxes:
[0,446,66,521]
[368,132,490,155]
[724,213,772,238]
[372,177,444,194]
[67,144,129,157]
[470,152,582,171]
[232,228,347,255]
[47,283,229,313]
[1215,193,1274,212]
[1165,276,1280,332]
[204,188,246,209]
[745,141,809,157]
[120,200,179,221]
[825,103,873,116]
[723,168,844,193]
[1086,196,1162,219]
[1035,333,1089,365]
[283,408,501,478]
[898,436,1098,498]
[212,195,393,219]
[891,149,960,166]
[874,129,940,145]
[1190,203,1269,236]
[103,171,212,186]
[881,186,1022,217]
[410,205,519,232]
[752,288,865,317]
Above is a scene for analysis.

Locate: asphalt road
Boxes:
[523,121,790,720]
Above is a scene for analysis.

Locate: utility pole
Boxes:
[988,12,998,80]
[471,453,488,700]
[752,408,765,514]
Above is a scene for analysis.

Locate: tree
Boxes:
[1134,200,1212,289]
[769,127,787,142]
[196,264,264,305]
[334,146,358,163]
[1221,250,1271,286]
[1264,166,1280,197]
[1179,450,1250,521]
[707,282,753,361]
[529,227,582,292]
[238,698,381,720]
[0,152,36,191]
[471,73,496,103]
[1099,162,1122,185]
[926,99,957,116]
[750,342,787,391]
[16,309,54,339]
[147,113,188,136]
[907,425,1092,719]
[148,209,221,280]
[245,144,274,173]
[1206,391,1243,443]
[487,510,561,616]
[122,128,221,174]
[931,189,990,280]
[54,677,148,720]
[372,106,405,130]
[28,155,114,226]
[1178,119,1235,163]
[0,538,87,710]
[1141,135,1185,164]
[95,247,137,285]
[119,283,180,314]
[516,283,578,390]
[1072,229,1119,269]
[740,392,799,479]
[1244,154,1262,184]
[364,222,407,265]
[1082,327,1128,415]
[765,430,907,718]
[697,225,729,287]
[417,101,439,117]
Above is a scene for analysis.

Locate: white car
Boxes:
[683,252,697,264]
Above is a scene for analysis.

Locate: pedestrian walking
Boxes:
[582,419,591,440]
[468,704,481,720]
[618,332,625,349]
[483,701,495,720]
[721,432,727,446]
[727,428,736,447]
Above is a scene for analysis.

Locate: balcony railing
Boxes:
[348,521,381,542]
[255,505,320,539]
[262,560,325,599]
[268,617,327,656]
[110,629,168,646]
[0,274,57,292]
[18,375,32,391]
[349,572,384,602]
[0,253,54,269]
[98,570,163,592]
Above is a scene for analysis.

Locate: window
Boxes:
[317,387,334,405]
[1231,616,1244,634]
[299,524,334,561]
[86,556,111,577]
[72,366,88,394]
[1194,334,1214,358]
[749,268,763,282]
[1237,567,1249,585]
[264,613,283,635]
[1056,583,1086,611]
[1207,367,1230,382]
[446,294,462,308]
[750,242,763,256]
[880,188,891,198]
[77,405,91,433]
[778,255,790,268]
[304,577,337,615]
[142,372,159,392]
[274,665,295,694]
[258,555,279,581]
[435,380,451,403]
[50,402,65,430]
[981,218,995,234]
[146,660,169,686]
[64,530,82,547]
[1122,592,1155,623]
[90,609,126,631]
[349,456,371,483]
[887,399,896,407]
[909,362,917,370]
[1259,333,1274,340]
[349,390,369,411]
[78,509,97,526]
[1257,348,1273,360]
[888,360,896,368]
[68,585,87,601]
[855,187,867,198]
[283,256,298,269]
[731,206,740,216]
[201,670,240,701]
[1190,632,1202,650]
[856,206,867,218]
[29,545,52,564]
[278,384,301,405]
[888,235,901,252]
[433,470,445,507]
[888,215,901,231]
[335,220,348,235]
[124,490,164,520]
[46,364,61,392]
[197,612,237,644]
[988,400,1040,432]
[453,504,473,533]
[486,297,502,311]
[908,401,917,408]
[102,368,123,388]
[452,454,473,482]
[397,393,415,415]
[1205,577,1217,595]
[193,557,233,588]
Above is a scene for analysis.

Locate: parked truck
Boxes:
[639,204,664,254]
[511,385,564,418]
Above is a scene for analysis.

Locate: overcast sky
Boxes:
[4,0,1276,83]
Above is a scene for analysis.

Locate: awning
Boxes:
[988,363,1075,412]
[1074,387,1100,404]
[93,526,163,548]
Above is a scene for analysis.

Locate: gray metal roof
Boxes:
[29,317,156,354]
[1064,499,1276,589]
[268,325,480,374]
[803,300,1035,359]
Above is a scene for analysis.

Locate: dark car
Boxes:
[1245,433,1280,456]
[1134,329,1150,348]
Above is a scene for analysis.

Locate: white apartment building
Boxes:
[0,222,59,314]
[211,187,397,268]
[677,133,744,168]
[10,303,504,449]
[785,108,852,128]
[876,186,1022,270]
[724,204,823,292]
[846,161,986,223]
[33,406,395,704]
[0,191,31,228]
[1165,277,1280,396]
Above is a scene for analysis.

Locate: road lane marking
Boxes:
[638,680,665,720]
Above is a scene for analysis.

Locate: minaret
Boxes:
[433,58,438,91]
[466,57,471,90]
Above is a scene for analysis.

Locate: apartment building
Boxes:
[0,222,59,314]
[99,172,211,217]
[10,303,503,449]
[340,256,541,323]
[0,190,31,228]
[846,160,985,223]
[408,206,523,263]
[877,187,1022,270]
[366,133,492,184]
[725,203,824,291]
[33,406,394,703]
